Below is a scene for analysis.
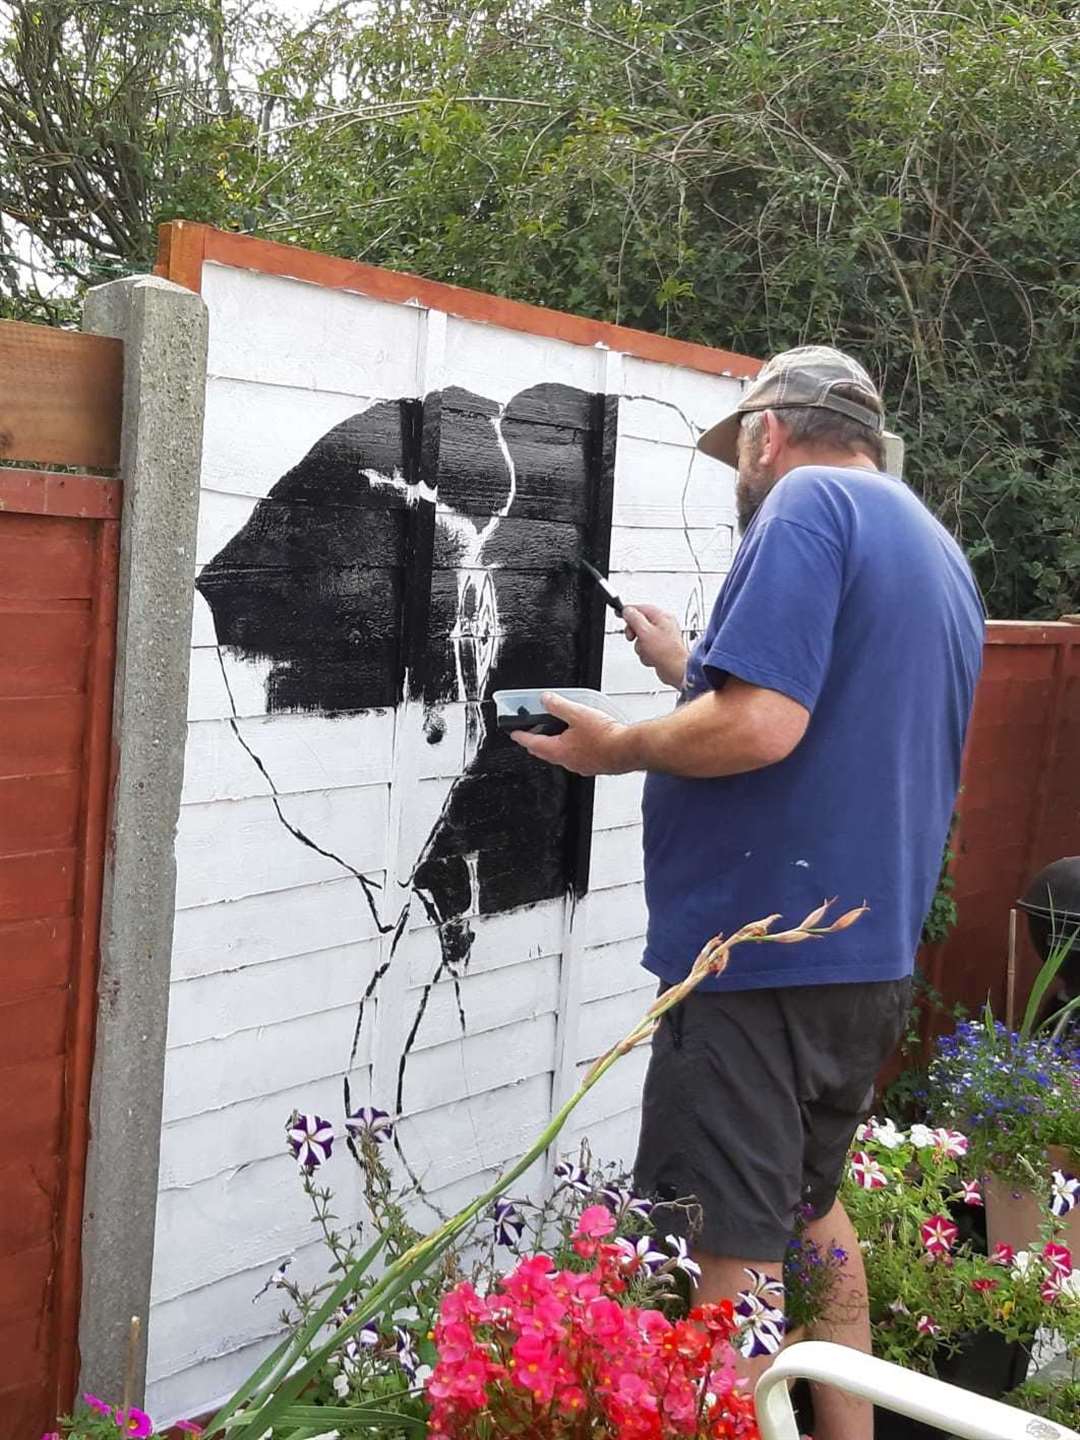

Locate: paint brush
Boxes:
[578,556,625,616]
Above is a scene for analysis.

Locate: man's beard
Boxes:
[735,442,775,534]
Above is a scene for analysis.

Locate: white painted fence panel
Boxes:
[147,254,744,1421]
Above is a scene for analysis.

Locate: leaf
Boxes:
[1021,924,1080,1041]
[205,1231,387,1435]
[277,1404,426,1432]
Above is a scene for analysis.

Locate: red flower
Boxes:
[919,1214,959,1258]
[970,1278,998,1293]
[691,1300,737,1339]
[989,1243,1015,1267]
[427,1240,759,1440]
[850,1151,889,1190]
[1044,1242,1072,1278]
[557,1385,587,1414]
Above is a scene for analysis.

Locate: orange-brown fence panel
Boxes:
[923,621,1080,1030]
[0,319,121,1437]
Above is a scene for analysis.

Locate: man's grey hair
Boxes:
[742,383,885,468]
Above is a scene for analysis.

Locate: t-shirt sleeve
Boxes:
[700,516,844,711]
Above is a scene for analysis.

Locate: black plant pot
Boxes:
[791,1331,1029,1440]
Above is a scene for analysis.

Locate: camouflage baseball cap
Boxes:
[698,345,884,468]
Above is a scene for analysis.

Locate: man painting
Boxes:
[512,346,985,1440]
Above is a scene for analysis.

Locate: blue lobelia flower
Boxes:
[492,1198,526,1248]
[286,1112,334,1171]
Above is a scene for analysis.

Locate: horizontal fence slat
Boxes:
[0,320,123,470]
[0,467,120,519]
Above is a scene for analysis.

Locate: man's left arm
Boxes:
[511,678,808,778]
[514,506,844,778]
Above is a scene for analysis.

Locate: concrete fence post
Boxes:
[78,276,207,1404]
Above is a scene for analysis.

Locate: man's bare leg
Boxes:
[804,1199,873,1440]
[692,1251,784,1396]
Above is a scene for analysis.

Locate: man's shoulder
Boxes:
[771,463,886,505]
[759,465,865,539]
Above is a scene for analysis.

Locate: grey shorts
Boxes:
[633,977,911,1260]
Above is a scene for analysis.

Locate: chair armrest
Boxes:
[754,1341,1077,1440]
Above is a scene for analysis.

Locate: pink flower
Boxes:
[429,1352,496,1411]
[83,1396,112,1417]
[960,1180,982,1207]
[439,1281,486,1328]
[637,1307,671,1338]
[511,1334,559,1403]
[501,1253,554,1305]
[1043,1242,1072,1278]
[175,1426,204,1436]
[41,1433,61,1440]
[916,1315,941,1337]
[920,1215,959,1257]
[575,1205,616,1240]
[581,1295,627,1343]
[990,1243,1015,1267]
[850,1151,889,1190]
[115,1409,154,1439]
[437,1319,478,1364]
[573,1203,616,1258]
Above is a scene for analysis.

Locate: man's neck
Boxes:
[780,446,879,475]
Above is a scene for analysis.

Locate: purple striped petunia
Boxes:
[286,1112,335,1171]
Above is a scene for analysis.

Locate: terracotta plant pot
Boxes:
[985,1145,1080,1254]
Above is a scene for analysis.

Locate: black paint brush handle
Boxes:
[578,556,625,616]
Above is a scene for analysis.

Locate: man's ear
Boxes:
[761,408,786,463]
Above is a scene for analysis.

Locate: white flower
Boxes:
[664,1234,702,1283]
[333,1372,349,1399]
[1012,1250,1035,1279]
[615,1235,667,1274]
[909,1124,936,1149]
[872,1118,907,1149]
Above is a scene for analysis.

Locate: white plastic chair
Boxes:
[754,1341,1079,1440]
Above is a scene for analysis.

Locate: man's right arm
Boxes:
[622,604,689,690]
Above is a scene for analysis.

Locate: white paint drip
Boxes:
[464,852,482,916]
[360,465,437,507]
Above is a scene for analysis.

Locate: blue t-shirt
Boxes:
[641,465,985,991]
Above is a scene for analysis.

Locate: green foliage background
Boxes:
[2,0,1078,618]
